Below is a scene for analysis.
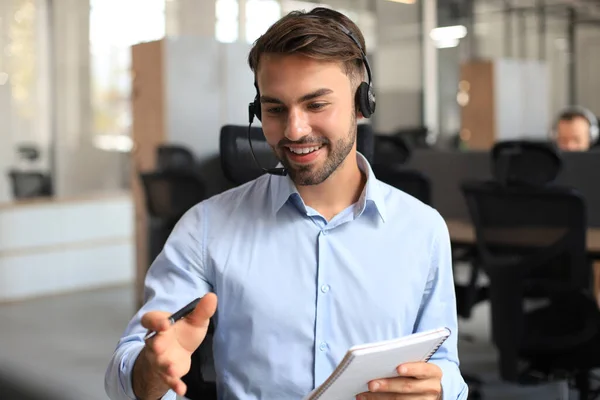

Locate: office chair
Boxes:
[373,164,431,205]
[373,134,412,166]
[219,124,376,186]
[461,144,600,399]
[156,144,196,172]
[357,123,375,164]
[491,140,562,187]
[8,170,53,199]
[139,170,207,263]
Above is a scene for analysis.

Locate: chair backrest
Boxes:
[491,140,562,187]
[219,125,278,186]
[156,145,196,172]
[357,123,375,164]
[139,170,207,220]
[373,134,412,166]
[8,171,53,199]
[461,180,589,381]
[220,124,377,186]
[374,165,431,205]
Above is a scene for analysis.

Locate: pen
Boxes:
[144,297,202,340]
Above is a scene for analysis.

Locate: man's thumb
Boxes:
[185,292,217,328]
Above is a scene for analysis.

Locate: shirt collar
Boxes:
[269,152,387,222]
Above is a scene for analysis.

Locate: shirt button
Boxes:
[319,342,328,351]
[321,284,330,293]
[321,230,328,236]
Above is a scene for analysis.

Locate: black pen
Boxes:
[144,297,201,340]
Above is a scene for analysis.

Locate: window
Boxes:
[216,0,281,44]
[90,0,165,151]
[216,0,238,43]
[245,0,281,44]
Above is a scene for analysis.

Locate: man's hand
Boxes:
[356,362,442,400]
[132,293,218,399]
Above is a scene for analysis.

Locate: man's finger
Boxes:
[357,394,427,400]
[367,376,440,395]
[141,311,172,332]
[185,293,218,328]
[396,362,442,380]
[161,373,187,397]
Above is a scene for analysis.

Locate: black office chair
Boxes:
[373,134,412,166]
[139,170,207,263]
[219,124,376,186]
[357,123,375,164]
[8,170,53,199]
[219,125,278,186]
[373,164,431,205]
[491,140,562,187]
[461,169,600,398]
[156,145,196,172]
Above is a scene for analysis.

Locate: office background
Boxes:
[1,0,600,399]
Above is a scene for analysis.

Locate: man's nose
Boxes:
[284,108,310,141]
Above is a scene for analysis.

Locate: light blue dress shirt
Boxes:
[105,154,468,400]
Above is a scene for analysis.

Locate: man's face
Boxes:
[256,54,358,186]
[556,117,591,151]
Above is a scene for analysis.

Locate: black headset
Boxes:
[247,15,376,176]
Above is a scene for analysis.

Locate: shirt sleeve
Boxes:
[105,202,213,400]
[413,210,469,400]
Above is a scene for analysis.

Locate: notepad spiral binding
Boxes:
[423,337,447,363]
[310,354,354,400]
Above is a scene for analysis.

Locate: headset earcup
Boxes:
[355,82,373,118]
[253,97,262,121]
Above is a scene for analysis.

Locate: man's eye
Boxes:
[308,103,327,110]
[267,107,284,114]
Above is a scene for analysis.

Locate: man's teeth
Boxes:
[289,146,322,155]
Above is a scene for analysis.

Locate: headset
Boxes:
[247,14,376,176]
[549,105,599,145]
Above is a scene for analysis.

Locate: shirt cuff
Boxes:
[120,343,144,399]
[119,344,178,400]
[431,359,469,400]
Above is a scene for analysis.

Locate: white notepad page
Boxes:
[302,327,451,400]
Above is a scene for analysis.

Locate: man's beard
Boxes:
[273,113,357,186]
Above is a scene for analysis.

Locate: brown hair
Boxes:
[247,7,366,84]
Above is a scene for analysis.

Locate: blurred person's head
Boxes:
[552,106,599,152]
[247,7,375,186]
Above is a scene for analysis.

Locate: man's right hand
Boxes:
[132,293,218,399]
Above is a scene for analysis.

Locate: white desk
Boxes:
[0,191,134,302]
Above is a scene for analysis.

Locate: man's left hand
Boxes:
[355,362,442,400]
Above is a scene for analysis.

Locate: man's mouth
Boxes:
[286,145,323,155]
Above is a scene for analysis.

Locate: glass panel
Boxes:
[245,0,281,44]
[89,0,165,151]
[216,0,238,43]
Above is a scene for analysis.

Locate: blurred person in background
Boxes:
[552,106,599,151]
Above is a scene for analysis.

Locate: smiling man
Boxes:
[105,7,468,400]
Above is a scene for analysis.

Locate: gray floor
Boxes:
[0,284,592,399]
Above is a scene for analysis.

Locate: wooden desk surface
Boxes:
[446,218,600,255]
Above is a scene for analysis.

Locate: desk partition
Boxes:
[404,149,600,227]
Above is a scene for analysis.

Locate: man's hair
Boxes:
[247,7,367,84]
[558,110,591,126]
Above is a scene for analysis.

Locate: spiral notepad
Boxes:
[302,327,451,400]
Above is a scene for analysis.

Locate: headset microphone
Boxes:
[247,103,287,176]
